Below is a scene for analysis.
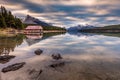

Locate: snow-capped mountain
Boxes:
[67,24,96,32]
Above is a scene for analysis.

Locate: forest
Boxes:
[0,6,24,30]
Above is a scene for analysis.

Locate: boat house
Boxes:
[24,26,43,34]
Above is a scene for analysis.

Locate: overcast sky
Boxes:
[0,0,120,27]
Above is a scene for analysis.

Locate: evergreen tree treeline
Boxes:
[0,6,24,29]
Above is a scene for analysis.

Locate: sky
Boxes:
[0,0,120,27]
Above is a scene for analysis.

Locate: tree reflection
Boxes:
[0,34,25,64]
[0,34,25,55]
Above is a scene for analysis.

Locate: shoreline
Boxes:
[80,28,120,33]
[43,30,66,33]
[0,28,66,36]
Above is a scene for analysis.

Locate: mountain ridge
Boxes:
[67,24,95,32]
[23,15,51,27]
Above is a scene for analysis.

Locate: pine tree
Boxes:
[0,14,6,28]
[8,11,15,28]
[1,6,7,18]
[0,6,25,29]
[15,18,24,29]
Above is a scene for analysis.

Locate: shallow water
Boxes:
[0,32,120,80]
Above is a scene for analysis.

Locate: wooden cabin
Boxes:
[24,26,43,34]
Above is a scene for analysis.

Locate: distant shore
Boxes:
[43,30,66,33]
[80,29,120,33]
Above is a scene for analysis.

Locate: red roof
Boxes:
[25,26,43,30]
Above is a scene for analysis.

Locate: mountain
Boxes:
[23,15,66,31]
[67,24,95,32]
[23,15,51,26]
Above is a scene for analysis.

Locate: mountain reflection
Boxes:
[25,32,66,46]
[69,31,120,38]
[25,34,43,46]
[68,32,95,37]
[0,32,119,56]
[0,32,66,55]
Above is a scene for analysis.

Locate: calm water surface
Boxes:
[0,32,120,80]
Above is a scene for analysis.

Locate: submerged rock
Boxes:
[49,61,65,68]
[51,53,62,60]
[27,69,43,79]
[0,55,15,64]
[2,62,26,73]
[34,49,43,55]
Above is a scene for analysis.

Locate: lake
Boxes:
[0,32,120,80]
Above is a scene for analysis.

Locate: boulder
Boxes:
[2,62,26,73]
[51,53,62,60]
[34,49,43,55]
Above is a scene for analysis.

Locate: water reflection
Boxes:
[0,32,66,64]
[98,33,120,38]
[1,32,120,80]
[0,34,25,64]
[68,31,95,37]
[25,32,66,46]
[25,34,43,46]
[69,32,120,38]
[0,34,25,55]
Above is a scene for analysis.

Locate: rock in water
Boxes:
[51,53,62,60]
[0,55,15,60]
[2,62,26,73]
[28,69,43,79]
[0,55,15,64]
[49,62,65,68]
[34,49,43,55]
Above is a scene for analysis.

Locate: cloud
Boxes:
[0,0,120,27]
[27,0,118,7]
